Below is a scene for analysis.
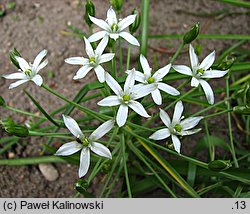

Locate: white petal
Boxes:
[33,49,47,72]
[199,79,214,105]
[9,79,29,89]
[107,6,117,25]
[117,104,128,127]
[2,72,27,79]
[15,56,30,71]
[126,69,145,83]
[95,36,109,55]
[181,128,201,136]
[189,44,199,69]
[94,65,105,83]
[89,15,110,31]
[149,128,170,140]
[105,72,123,95]
[159,108,171,127]
[199,50,215,70]
[151,89,162,105]
[84,37,94,57]
[172,101,184,124]
[128,100,150,118]
[31,74,43,86]
[118,14,136,31]
[55,141,82,156]
[63,114,84,138]
[90,142,112,159]
[88,31,108,42]
[65,57,88,65]
[36,59,48,72]
[201,70,229,79]
[109,33,119,40]
[153,64,171,81]
[180,116,203,130]
[99,53,115,64]
[140,54,151,78]
[73,65,92,80]
[89,119,115,141]
[157,83,180,96]
[132,83,156,100]
[119,32,140,46]
[191,77,200,87]
[124,69,135,92]
[98,95,121,106]
[172,65,192,76]
[171,135,181,154]
[79,147,90,177]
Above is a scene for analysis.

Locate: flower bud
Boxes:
[9,48,21,69]
[1,118,29,137]
[0,96,6,106]
[208,160,232,172]
[85,0,95,27]
[233,105,250,115]
[217,55,236,70]
[110,0,124,12]
[74,179,89,194]
[183,23,200,44]
[129,9,141,34]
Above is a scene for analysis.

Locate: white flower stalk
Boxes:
[2,50,48,89]
[98,71,155,127]
[65,37,114,83]
[55,115,114,177]
[88,6,140,46]
[127,55,180,105]
[172,44,228,104]
[149,101,203,154]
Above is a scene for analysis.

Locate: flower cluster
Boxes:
[1,5,229,177]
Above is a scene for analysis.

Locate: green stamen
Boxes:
[111,23,118,32]
[89,57,95,63]
[197,68,204,74]
[24,69,32,76]
[123,94,131,102]
[148,77,155,84]
[82,138,90,147]
[174,124,182,132]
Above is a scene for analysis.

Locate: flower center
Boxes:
[174,124,182,132]
[197,68,204,75]
[111,23,118,32]
[89,57,95,64]
[24,69,32,76]
[147,77,155,84]
[123,94,131,102]
[76,136,90,147]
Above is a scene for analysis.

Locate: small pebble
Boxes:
[38,163,59,181]
[8,152,15,159]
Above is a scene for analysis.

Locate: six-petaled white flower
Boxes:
[2,50,48,89]
[55,115,114,177]
[65,37,114,83]
[172,44,228,105]
[88,6,140,46]
[98,71,155,127]
[149,101,203,154]
[127,55,180,105]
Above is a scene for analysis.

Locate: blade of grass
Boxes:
[140,0,150,56]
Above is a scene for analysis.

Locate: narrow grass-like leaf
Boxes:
[140,0,150,56]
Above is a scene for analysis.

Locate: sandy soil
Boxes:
[0,0,249,197]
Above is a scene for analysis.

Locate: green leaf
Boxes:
[0,96,6,106]
[23,90,61,127]
[140,0,149,56]
[233,105,250,115]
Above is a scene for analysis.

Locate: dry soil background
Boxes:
[0,0,249,197]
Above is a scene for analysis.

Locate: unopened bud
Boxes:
[129,9,141,34]
[233,105,250,115]
[0,96,6,106]
[85,0,95,27]
[183,23,200,44]
[110,0,124,12]
[74,179,89,194]
[208,160,232,172]
[9,48,21,69]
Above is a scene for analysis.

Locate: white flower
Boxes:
[149,101,203,154]
[127,55,180,105]
[65,37,114,83]
[55,115,114,177]
[172,44,228,104]
[98,71,155,127]
[2,50,47,89]
[88,6,140,46]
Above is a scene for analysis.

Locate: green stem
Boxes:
[226,76,239,167]
[121,134,132,198]
[29,131,73,139]
[111,43,117,78]
[204,119,214,161]
[119,38,123,71]
[126,45,131,70]
[203,109,232,119]
[169,42,185,64]
[140,0,150,56]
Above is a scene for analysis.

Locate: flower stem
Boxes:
[119,38,123,71]
[126,45,131,70]
[169,42,185,64]
[121,133,132,198]
[204,119,214,161]
[111,43,117,79]
[226,76,239,167]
